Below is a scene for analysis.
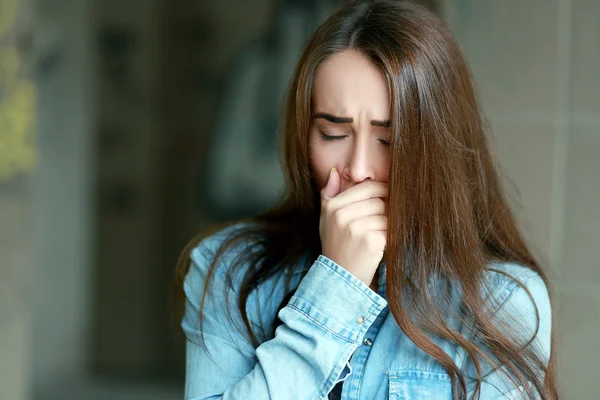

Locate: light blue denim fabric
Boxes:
[182,225,552,400]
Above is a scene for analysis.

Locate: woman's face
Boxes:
[309,49,391,193]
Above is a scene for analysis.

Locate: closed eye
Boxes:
[320,133,348,141]
[320,133,390,146]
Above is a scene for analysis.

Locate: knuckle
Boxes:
[347,220,361,236]
[333,208,346,226]
[324,202,336,217]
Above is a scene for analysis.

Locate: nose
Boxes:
[343,138,376,183]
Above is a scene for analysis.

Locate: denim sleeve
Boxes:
[182,241,388,400]
[466,271,553,399]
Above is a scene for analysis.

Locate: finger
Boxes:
[347,214,388,233]
[334,198,386,225]
[328,180,388,210]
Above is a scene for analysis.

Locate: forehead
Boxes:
[312,50,390,118]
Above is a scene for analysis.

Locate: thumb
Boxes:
[321,168,341,202]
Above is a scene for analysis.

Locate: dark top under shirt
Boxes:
[329,380,343,400]
[330,351,356,399]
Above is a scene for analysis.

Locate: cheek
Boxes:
[309,134,335,190]
[379,152,390,182]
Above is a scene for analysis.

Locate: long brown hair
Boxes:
[173,1,558,399]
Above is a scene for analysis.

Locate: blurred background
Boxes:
[0,0,598,398]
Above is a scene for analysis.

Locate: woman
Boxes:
[174,1,558,399]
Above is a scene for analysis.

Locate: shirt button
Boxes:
[356,315,365,325]
[363,338,373,346]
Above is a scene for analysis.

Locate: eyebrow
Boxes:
[313,112,390,128]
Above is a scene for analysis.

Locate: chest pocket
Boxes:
[387,370,453,399]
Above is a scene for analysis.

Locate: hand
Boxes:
[319,168,388,287]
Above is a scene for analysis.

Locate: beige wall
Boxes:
[30,0,96,393]
[443,0,600,397]
[0,180,31,400]
[0,0,35,398]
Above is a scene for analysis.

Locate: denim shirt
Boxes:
[182,225,552,400]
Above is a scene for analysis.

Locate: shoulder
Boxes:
[482,261,551,313]
[189,221,260,281]
[183,221,262,311]
[481,262,552,356]
[185,220,298,306]
[184,222,299,342]
[181,222,263,351]
[192,222,256,259]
